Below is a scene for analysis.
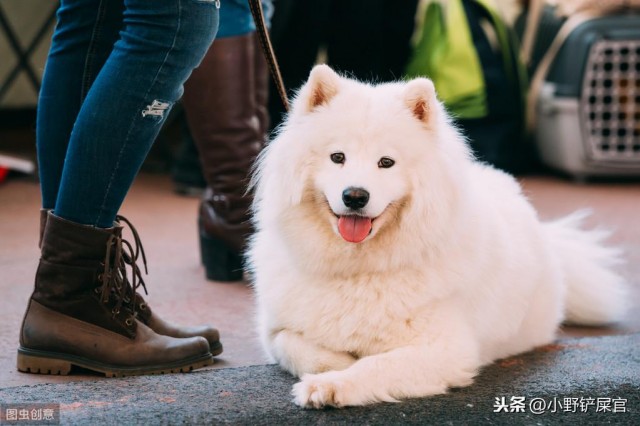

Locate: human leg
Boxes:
[181,0,271,281]
[36,0,123,209]
[21,0,222,376]
[53,0,219,228]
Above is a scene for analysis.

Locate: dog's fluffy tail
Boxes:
[545,210,628,326]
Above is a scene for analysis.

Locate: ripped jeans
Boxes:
[37,0,219,227]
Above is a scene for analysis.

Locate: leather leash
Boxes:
[248,0,290,111]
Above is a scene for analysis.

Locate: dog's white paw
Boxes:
[292,372,354,409]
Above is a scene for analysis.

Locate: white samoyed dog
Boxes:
[247,65,628,409]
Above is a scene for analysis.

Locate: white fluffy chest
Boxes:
[266,273,437,357]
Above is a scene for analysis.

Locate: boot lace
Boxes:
[97,215,149,323]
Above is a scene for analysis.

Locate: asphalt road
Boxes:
[0,333,638,425]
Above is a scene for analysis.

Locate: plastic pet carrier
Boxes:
[523,3,640,179]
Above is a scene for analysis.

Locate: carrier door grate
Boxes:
[582,39,640,162]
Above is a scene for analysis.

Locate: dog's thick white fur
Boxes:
[247,65,628,409]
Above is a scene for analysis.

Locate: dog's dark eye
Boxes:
[378,157,395,168]
[330,152,345,164]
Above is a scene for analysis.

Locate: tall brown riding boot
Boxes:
[182,33,268,282]
[36,211,222,355]
[253,31,271,141]
[18,213,213,377]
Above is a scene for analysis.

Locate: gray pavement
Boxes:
[1,334,638,425]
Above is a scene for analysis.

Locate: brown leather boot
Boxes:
[113,215,224,355]
[182,33,267,282]
[133,293,222,355]
[18,213,213,377]
[36,211,222,355]
[253,31,270,141]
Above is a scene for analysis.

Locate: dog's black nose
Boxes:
[342,187,370,210]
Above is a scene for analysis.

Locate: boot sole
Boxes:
[17,347,214,378]
[199,229,244,282]
[210,341,223,357]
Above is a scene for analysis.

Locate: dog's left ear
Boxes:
[295,64,341,114]
[403,78,437,126]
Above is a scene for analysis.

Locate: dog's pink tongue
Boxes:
[338,216,372,243]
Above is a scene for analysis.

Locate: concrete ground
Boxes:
[0,167,639,423]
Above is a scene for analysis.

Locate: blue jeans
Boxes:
[38,0,219,227]
[218,0,272,38]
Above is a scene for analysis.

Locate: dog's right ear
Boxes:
[294,64,341,114]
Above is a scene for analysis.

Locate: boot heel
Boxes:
[200,232,244,282]
[17,349,72,375]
